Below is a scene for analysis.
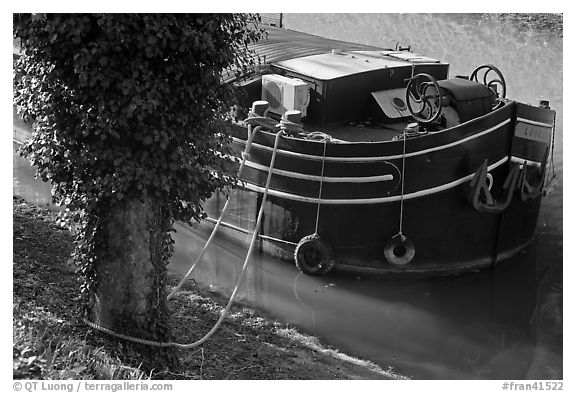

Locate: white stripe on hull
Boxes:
[239,156,510,204]
[242,154,542,183]
[510,156,543,167]
[243,160,395,183]
[516,117,554,128]
[233,119,511,163]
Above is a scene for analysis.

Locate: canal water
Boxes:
[13,14,562,379]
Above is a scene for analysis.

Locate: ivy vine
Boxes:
[13,14,266,312]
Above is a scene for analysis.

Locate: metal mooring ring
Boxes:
[384,234,416,266]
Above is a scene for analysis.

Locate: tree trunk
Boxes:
[88,196,173,362]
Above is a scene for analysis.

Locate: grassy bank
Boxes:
[13,196,402,380]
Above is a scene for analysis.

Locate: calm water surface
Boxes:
[13,14,562,379]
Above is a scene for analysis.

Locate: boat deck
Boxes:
[305,123,405,143]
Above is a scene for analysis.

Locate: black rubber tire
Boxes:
[383,234,416,266]
[294,234,335,275]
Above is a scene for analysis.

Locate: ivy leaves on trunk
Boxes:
[13,13,265,361]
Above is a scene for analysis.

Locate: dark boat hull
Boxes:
[203,100,554,275]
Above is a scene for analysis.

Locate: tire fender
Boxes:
[294,234,335,275]
[384,234,416,266]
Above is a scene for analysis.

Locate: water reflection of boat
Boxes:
[206,26,557,276]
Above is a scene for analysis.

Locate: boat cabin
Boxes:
[236,49,498,141]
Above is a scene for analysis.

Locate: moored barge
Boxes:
[203,26,557,276]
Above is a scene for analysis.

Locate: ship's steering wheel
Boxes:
[405,73,443,124]
[469,64,506,108]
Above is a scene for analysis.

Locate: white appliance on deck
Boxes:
[261,74,310,118]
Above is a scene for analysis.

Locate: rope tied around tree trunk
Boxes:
[84,129,286,349]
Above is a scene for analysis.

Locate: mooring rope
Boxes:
[394,63,414,236]
[314,138,328,235]
[278,118,304,135]
[84,129,285,349]
[543,112,557,195]
[245,110,278,131]
[397,130,408,236]
[168,112,279,299]
[167,123,261,300]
